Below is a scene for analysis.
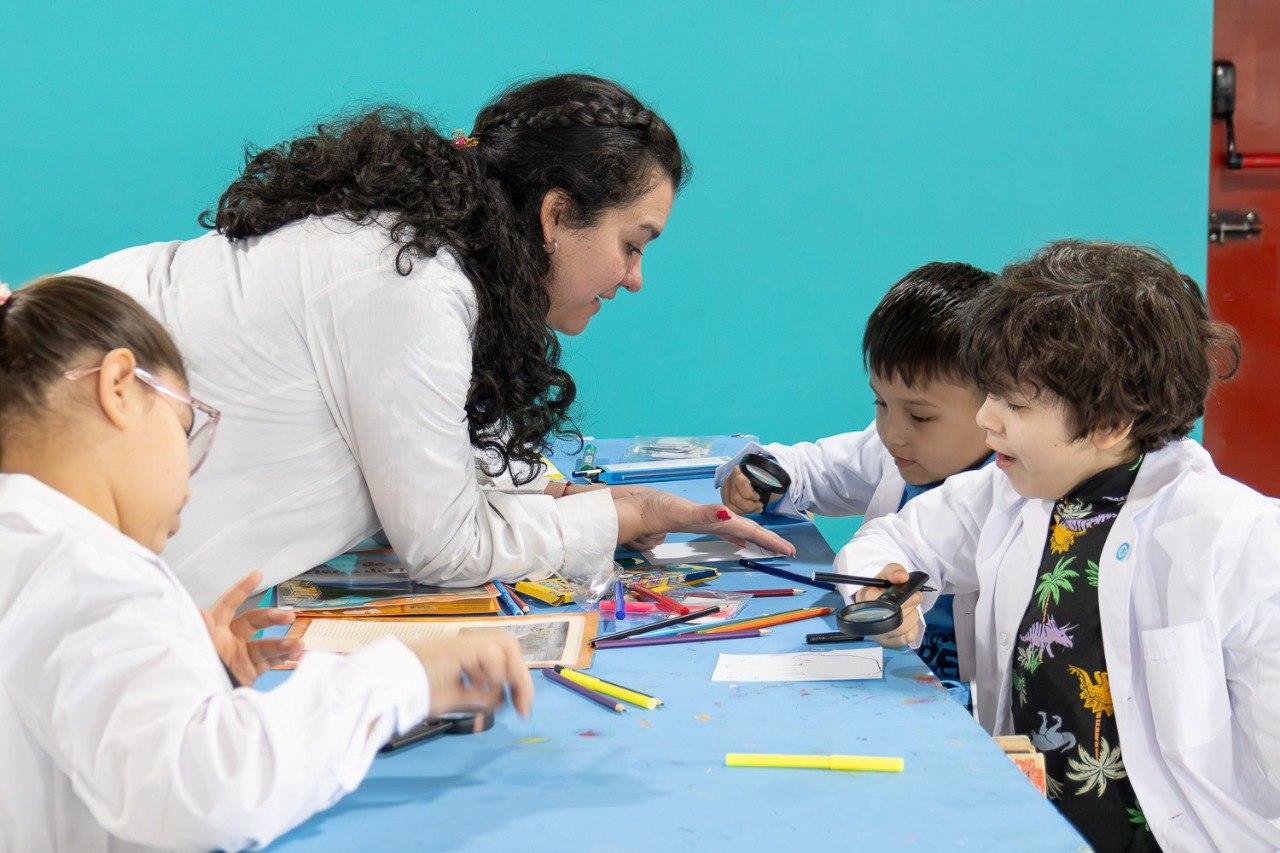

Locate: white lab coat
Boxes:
[834,439,1280,851]
[715,424,977,682]
[68,216,617,606]
[0,474,431,853]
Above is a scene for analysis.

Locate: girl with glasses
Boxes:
[0,276,533,852]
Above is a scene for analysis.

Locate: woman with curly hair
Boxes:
[69,74,792,605]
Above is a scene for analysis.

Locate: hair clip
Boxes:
[451,129,479,148]
[0,283,11,305]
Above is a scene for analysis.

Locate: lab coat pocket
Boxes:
[1141,620,1231,752]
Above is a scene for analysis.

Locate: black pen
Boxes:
[589,605,720,647]
[811,571,894,588]
[811,571,935,593]
[805,631,862,644]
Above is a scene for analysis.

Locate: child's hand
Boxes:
[853,563,924,648]
[411,634,534,719]
[720,469,764,515]
[201,570,302,686]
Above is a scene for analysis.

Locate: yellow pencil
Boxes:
[554,667,662,710]
[725,753,904,772]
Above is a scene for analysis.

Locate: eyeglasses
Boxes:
[64,364,221,475]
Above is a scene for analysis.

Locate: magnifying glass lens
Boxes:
[744,464,783,489]
[845,604,897,622]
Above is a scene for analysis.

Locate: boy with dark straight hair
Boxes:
[719,261,995,704]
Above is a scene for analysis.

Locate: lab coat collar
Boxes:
[0,473,162,566]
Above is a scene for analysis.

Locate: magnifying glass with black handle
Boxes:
[738,452,792,515]
[809,570,935,638]
[379,709,495,754]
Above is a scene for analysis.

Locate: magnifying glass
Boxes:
[738,452,792,514]
[379,709,495,754]
[817,571,933,638]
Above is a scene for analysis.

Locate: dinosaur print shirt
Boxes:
[1010,455,1160,852]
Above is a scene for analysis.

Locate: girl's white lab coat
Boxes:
[0,474,432,852]
[716,425,978,682]
[68,216,617,606]
[835,439,1280,851]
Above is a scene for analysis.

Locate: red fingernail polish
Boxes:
[716,510,732,520]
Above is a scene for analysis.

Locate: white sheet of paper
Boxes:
[711,649,885,682]
[642,539,783,566]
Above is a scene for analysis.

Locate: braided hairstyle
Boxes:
[201,74,690,483]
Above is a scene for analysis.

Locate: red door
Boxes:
[1205,1,1280,497]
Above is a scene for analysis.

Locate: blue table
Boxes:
[257,438,1086,851]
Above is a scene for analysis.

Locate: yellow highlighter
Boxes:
[554,667,662,710]
[725,753,904,773]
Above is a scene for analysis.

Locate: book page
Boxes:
[283,612,596,669]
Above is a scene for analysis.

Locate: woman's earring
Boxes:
[544,240,558,255]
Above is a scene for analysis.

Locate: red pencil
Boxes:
[632,583,690,615]
[720,588,805,598]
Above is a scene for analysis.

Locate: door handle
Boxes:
[1213,61,1280,170]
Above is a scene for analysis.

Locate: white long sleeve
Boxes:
[713,423,891,519]
[764,423,890,516]
[66,218,617,605]
[0,474,430,853]
[833,465,997,603]
[306,246,616,586]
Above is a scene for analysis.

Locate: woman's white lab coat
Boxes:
[0,474,432,852]
[716,424,978,683]
[68,216,617,606]
[834,439,1280,851]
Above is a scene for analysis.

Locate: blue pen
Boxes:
[615,579,627,620]
[738,559,836,591]
[495,582,521,616]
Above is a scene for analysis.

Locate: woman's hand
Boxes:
[201,570,302,686]
[410,634,534,719]
[613,489,796,557]
[853,563,924,648]
[720,469,764,515]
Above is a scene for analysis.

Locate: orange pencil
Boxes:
[695,607,833,634]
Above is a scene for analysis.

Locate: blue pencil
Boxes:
[615,579,627,620]
[738,559,836,591]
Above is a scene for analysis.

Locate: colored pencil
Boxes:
[494,581,523,615]
[593,628,766,649]
[589,605,720,646]
[554,667,662,709]
[504,582,532,613]
[631,583,691,615]
[541,668,625,712]
[692,606,833,635]
[811,571,893,588]
[720,588,806,598]
[738,560,836,591]
[615,579,627,619]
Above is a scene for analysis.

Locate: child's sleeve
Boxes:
[832,466,995,607]
[714,422,887,517]
[1220,514,1280,792]
[2,539,432,852]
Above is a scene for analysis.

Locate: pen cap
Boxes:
[829,755,904,772]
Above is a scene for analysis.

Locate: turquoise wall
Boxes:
[2,2,1212,546]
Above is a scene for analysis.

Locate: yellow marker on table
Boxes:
[725,753,904,773]
[555,667,662,710]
